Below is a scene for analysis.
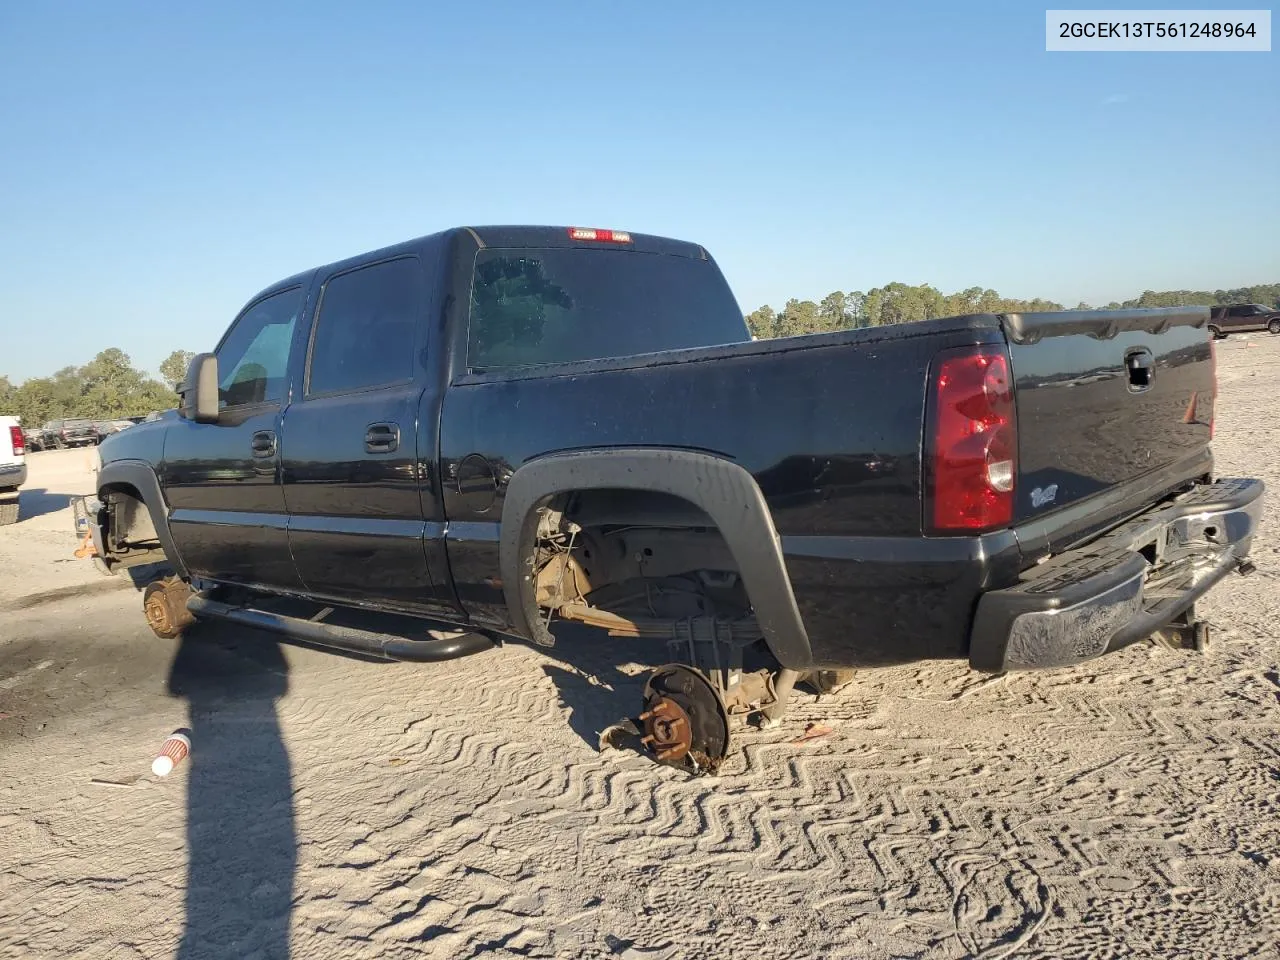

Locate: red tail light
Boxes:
[928,345,1017,533]
[10,426,23,457]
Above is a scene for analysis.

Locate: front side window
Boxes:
[216,287,302,407]
[307,258,421,396]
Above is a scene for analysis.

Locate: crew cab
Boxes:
[82,226,1265,771]
[1208,303,1280,338]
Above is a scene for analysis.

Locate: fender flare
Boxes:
[498,448,813,669]
[96,459,189,579]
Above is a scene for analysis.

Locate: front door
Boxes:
[1225,305,1256,332]
[163,284,308,591]
[280,255,449,613]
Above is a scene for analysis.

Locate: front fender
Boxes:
[96,459,188,579]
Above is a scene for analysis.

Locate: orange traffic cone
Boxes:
[73,532,96,559]
[1182,391,1198,424]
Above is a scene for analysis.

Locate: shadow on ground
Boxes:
[167,622,296,960]
[18,488,74,521]
[539,622,652,751]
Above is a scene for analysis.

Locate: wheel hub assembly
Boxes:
[641,664,732,774]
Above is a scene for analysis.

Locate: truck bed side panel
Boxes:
[439,321,1005,658]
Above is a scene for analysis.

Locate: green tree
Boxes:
[80,349,145,416]
[774,299,821,338]
[745,305,775,340]
[5,347,179,424]
[747,279,1277,340]
[818,292,856,332]
[159,350,196,389]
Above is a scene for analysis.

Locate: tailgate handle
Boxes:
[1125,347,1154,392]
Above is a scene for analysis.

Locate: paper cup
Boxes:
[152,732,191,777]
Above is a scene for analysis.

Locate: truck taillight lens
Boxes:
[928,345,1017,533]
[10,426,23,456]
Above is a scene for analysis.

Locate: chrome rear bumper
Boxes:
[970,477,1265,671]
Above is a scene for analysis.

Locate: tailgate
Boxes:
[1002,308,1214,525]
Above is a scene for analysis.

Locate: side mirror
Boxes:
[179,353,219,423]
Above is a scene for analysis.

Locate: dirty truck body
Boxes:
[85,226,1264,770]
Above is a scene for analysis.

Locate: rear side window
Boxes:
[467,248,747,371]
[307,258,421,396]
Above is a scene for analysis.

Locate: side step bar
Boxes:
[187,594,496,663]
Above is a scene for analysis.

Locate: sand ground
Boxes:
[1,337,1277,959]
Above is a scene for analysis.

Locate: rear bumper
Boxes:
[0,462,27,490]
[970,477,1264,671]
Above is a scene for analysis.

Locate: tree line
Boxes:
[6,278,1279,423]
[0,348,195,427]
[745,281,1280,339]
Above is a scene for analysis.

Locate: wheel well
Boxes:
[532,487,752,627]
[99,483,159,548]
[499,448,812,668]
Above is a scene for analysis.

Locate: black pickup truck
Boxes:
[41,418,99,449]
[84,226,1264,771]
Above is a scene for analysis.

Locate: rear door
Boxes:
[280,255,451,613]
[162,284,309,591]
[1226,305,1255,331]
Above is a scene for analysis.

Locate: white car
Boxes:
[0,414,26,525]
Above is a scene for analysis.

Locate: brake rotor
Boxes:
[142,577,195,640]
[143,586,174,637]
[641,664,731,774]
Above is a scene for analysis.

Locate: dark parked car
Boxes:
[91,419,137,443]
[81,226,1264,772]
[1208,303,1280,338]
[40,418,98,448]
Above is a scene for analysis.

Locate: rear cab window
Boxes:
[466,247,748,372]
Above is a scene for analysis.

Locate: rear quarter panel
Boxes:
[439,319,1009,663]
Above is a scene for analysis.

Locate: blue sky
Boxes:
[1,1,1275,381]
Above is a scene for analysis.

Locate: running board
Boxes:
[187,594,496,663]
